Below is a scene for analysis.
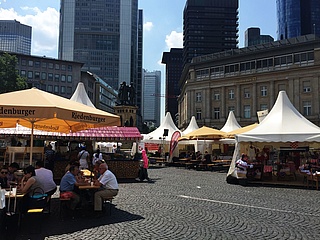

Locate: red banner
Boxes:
[145,143,159,151]
[169,131,181,157]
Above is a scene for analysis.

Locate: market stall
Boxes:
[227,91,320,183]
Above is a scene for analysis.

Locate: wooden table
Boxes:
[78,185,100,190]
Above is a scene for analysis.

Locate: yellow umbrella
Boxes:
[224,123,258,138]
[0,88,120,163]
[181,126,225,140]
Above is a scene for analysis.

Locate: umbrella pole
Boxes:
[29,122,34,165]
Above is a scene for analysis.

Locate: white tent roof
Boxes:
[70,82,96,108]
[142,112,180,143]
[236,91,320,142]
[220,111,241,132]
[182,116,199,135]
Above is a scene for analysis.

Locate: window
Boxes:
[61,75,66,82]
[61,64,66,71]
[303,101,311,116]
[27,71,33,79]
[28,60,33,67]
[261,86,267,97]
[20,70,26,77]
[42,62,47,68]
[48,63,54,69]
[54,85,59,93]
[196,92,202,102]
[67,65,73,71]
[303,81,311,93]
[260,104,268,111]
[214,92,220,101]
[61,86,66,94]
[21,59,26,66]
[67,87,72,94]
[67,75,72,83]
[196,108,202,120]
[34,72,40,80]
[214,108,220,119]
[54,74,60,82]
[34,61,40,68]
[244,88,250,98]
[244,105,251,119]
[55,64,60,70]
[48,73,53,81]
[47,85,53,92]
[41,72,47,80]
[229,89,235,99]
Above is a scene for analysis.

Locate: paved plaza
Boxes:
[14,166,320,240]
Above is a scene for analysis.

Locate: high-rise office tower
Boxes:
[183,0,239,66]
[161,48,183,124]
[0,20,32,55]
[245,28,274,47]
[58,0,139,91]
[277,0,320,40]
[142,70,161,127]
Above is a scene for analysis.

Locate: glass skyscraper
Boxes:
[58,0,139,91]
[183,0,239,66]
[277,0,320,39]
[0,20,31,55]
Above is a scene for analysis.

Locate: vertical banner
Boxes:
[169,130,181,157]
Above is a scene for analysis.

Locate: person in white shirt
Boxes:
[35,161,57,196]
[93,163,118,212]
[78,146,90,169]
[92,148,103,165]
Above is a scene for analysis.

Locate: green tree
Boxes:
[0,53,28,94]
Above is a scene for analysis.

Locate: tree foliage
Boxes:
[0,53,28,94]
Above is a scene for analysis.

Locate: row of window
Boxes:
[196,51,314,79]
[195,101,312,120]
[18,60,73,71]
[20,70,73,83]
[195,83,311,102]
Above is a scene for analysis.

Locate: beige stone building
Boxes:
[178,34,320,129]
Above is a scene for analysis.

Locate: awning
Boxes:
[0,126,142,141]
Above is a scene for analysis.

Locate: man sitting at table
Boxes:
[60,165,88,211]
[93,163,118,214]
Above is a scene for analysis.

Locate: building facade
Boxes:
[245,28,274,47]
[178,35,320,129]
[183,0,239,66]
[161,48,183,124]
[142,70,161,127]
[277,0,320,40]
[0,20,31,55]
[58,0,139,92]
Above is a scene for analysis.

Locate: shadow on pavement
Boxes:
[15,199,144,240]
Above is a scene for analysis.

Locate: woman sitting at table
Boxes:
[0,166,9,188]
[18,165,46,213]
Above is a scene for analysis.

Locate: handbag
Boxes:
[29,187,48,209]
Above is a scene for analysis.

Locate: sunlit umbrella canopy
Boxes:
[180,126,225,140]
[0,88,121,163]
[224,123,259,138]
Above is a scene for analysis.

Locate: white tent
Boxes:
[236,91,320,143]
[228,91,320,178]
[70,82,96,108]
[142,112,181,144]
[182,116,199,135]
[220,111,241,133]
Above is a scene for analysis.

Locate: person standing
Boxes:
[78,146,90,170]
[93,163,118,213]
[138,149,151,182]
[92,148,103,165]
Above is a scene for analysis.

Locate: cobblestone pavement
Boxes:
[15,167,320,240]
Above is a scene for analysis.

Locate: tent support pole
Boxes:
[29,122,34,165]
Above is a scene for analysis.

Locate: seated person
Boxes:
[93,160,105,180]
[0,166,9,188]
[18,165,46,213]
[7,162,19,185]
[202,151,212,164]
[35,161,57,197]
[93,163,118,213]
[235,154,253,178]
[60,165,88,211]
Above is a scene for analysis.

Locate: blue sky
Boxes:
[0,0,276,115]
